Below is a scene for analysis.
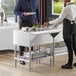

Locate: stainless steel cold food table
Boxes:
[13,29,61,70]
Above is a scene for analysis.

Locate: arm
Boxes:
[14,0,24,18]
[49,7,68,26]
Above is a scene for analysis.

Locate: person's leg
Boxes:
[65,39,73,65]
[19,46,25,56]
[19,19,26,65]
[72,34,76,67]
[19,46,26,65]
[19,21,26,65]
[61,38,73,69]
[19,20,33,65]
[72,34,76,56]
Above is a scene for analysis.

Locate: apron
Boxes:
[63,18,74,39]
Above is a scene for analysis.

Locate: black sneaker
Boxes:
[73,63,76,67]
[20,61,26,65]
[61,63,73,69]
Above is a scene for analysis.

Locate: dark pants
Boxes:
[64,35,76,65]
[64,38,73,65]
[72,34,76,56]
[19,19,33,56]
[63,18,76,65]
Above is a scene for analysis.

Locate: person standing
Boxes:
[44,2,76,69]
[14,0,40,65]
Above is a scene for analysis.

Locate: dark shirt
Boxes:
[14,0,40,22]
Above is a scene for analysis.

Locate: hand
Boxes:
[23,12,30,16]
[43,22,49,26]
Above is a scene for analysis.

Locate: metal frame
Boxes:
[13,29,61,71]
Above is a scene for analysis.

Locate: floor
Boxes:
[0,50,76,76]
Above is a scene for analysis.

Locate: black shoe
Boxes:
[73,63,76,67]
[61,63,73,69]
[20,61,26,65]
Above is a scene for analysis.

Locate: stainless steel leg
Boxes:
[14,45,17,68]
[52,38,55,66]
[51,32,59,66]
[1,13,3,25]
[29,46,31,71]
[50,44,52,67]
[50,57,51,67]
[38,46,41,64]
[15,59,17,68]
